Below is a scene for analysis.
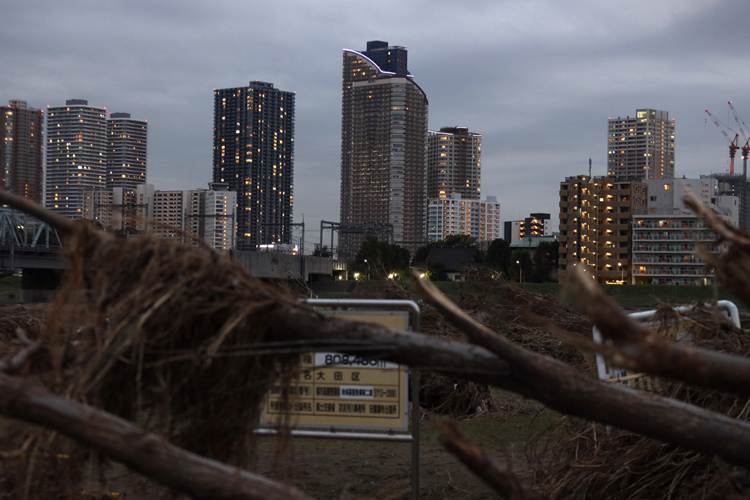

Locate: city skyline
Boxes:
[2,0,750,250]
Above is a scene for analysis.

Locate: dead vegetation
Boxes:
[529,302,750,499]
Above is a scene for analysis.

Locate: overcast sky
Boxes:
[3,0,750,250]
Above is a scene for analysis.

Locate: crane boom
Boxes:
[728,101,750,155]
[706,108,740,174]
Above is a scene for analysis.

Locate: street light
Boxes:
[516,260,522,283]
[618,262,624,284]
[364,259,371,280]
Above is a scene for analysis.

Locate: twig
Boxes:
[439,422,544,499]
[0,341,43,374]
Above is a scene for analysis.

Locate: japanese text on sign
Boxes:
[261,310,409,431]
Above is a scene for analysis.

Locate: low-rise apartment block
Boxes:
[84,183,236,251]
[632,212,727,285]
[426,194,501,243]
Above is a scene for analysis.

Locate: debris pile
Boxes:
[1,224,301,497]
[458,272,592,370]
[531,303,750,500]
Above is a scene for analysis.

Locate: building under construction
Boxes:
[705,102,750,231]
[702,173,749,231]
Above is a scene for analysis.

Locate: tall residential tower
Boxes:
[45,99,107,219]
[1,100,43,203]
[427,127,481,200]
[607,108,675,181]
[213,81,294,250]
[107,112,147,190]
[339,41,428,258]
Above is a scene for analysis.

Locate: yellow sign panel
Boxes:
[261,310,409,431]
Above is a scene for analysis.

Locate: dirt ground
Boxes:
[254,412,549,500]
[83,410,549,500]
[259,438,492,500]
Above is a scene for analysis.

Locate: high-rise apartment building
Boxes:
[558,175,648,284]
[213,81,294,250]
[151,189,201,241]
[1,100,44,203]
[632,213,725,286]
[107,112,147,190]
[339,41,428,258]
[607,109,675,181]
[427,127,481,200]
[45,99,107,219]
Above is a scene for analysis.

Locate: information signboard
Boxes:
[261,310,409,431]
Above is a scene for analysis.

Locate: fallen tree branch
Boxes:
[439,422,544,500]
[685,192,750,310]
[0,373,313,500]
[263,282,750,468]
[565,264,750,396]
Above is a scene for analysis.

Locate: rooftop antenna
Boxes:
[589,158,592,177]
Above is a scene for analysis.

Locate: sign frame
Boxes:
[260,309,411,432]
[254,299,421,500]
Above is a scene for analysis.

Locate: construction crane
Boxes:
[705,108,740,174]
[728,101,749,230]
[728,101,750,173]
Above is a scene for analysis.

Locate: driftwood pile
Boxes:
[0,220,305,497]
[531,302,750,499]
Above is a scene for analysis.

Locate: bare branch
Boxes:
[0,373,314,500]
[0,188,76,236]
[439,422,544,500]
[684,190,750,247]
[411,271,524,360]
[685,190,750,309]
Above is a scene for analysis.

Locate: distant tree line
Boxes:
[413,235,559,283]
[329,234,559,282]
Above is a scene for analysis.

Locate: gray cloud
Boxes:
[2,0,749,249]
